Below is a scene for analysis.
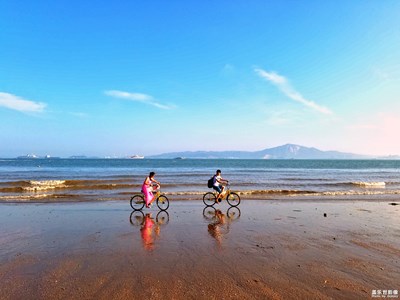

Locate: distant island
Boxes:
[148,144,400,159]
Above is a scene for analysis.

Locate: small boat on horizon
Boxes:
[17,154,38,159]
[130,155,145,159]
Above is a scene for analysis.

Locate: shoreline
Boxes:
[1,193,400,204]
[1,199,399,299]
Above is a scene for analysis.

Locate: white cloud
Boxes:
[255,68,332,115]
[105,90,152,101]
[0,92,46,113]
[105,90,174,110]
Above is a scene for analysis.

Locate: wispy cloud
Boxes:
[254,68,332,115]
[0,92,46,113]
[105,90,174,110]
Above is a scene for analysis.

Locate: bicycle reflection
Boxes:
[129,210,169,251]
[203,206,241,248]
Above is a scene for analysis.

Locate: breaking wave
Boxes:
[351,181,386,187]
[0,179,135,193]
[309,190,400,196]
[0,179,208,193]
[25,180,67,191]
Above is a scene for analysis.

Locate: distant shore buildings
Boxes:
[17,154,61,159]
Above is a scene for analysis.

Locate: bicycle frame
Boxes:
[213,184,231,199]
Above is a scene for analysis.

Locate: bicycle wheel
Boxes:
[203,192,216,206]
[129,210,145,225]
[202,206,217,220]
[130,195,145,210]
[227,206,241,220]
[226,192,240,207]
[156,210,170,225]
[156,195,169,211]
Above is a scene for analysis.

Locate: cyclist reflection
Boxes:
[130,210,169,251]
[204,207,240,248]
[207,210,225,247]
[141,213,157,250]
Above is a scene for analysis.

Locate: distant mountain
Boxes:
[254,144,365,159]
[149,144,370,159]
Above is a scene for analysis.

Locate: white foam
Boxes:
[352,182,386,188]
[0,194,52,200]
[299,190,400,196]
[24,180,66,191]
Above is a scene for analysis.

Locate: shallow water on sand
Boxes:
[1,200,399,299]
[1,200,399,258]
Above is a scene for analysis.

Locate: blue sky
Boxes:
[1,1,399,157]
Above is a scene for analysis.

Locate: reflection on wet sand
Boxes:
[1,201,399,299]
[203,207,241,248]
[129,210,169,251]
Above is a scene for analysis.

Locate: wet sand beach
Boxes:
[0,200,399,299]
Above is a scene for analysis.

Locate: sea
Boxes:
[0,158,400,202]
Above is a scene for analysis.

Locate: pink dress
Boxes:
[141,177,154,207]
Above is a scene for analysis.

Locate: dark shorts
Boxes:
[213,185,222,193]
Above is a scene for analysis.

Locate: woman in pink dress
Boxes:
[141,172,160,208]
